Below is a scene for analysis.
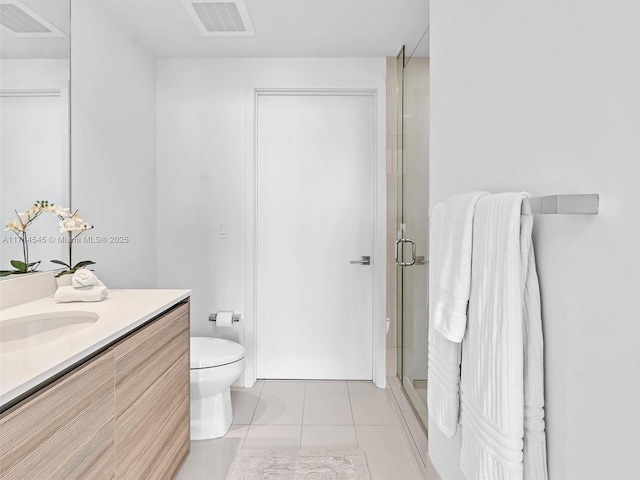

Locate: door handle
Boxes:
[350,256,371,265]
[395,238,416,266]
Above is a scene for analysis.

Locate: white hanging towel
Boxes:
[460,192,548,480]
[427,191,488,438]
[430,191,489,342]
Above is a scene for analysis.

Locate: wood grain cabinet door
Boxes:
[0,351,116,480]
[113,301,190,480]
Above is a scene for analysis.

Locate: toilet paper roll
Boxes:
[216,311,234,327]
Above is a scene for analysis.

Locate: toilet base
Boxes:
[190,386,233,440]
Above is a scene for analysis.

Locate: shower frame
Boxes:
[394,41,430,440]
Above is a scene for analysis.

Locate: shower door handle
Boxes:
[395,238,416,266]
[350,256,371,265]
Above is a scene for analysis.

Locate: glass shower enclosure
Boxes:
[396,39,430,431]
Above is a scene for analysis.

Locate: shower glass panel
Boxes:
[396,38,429,430]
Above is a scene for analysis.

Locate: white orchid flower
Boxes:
[17,212,31,224]
[27,204,41,216]
[5,219,24,232]
[48,204,69,216]
[59,217,82,233]
[69,216,87,228]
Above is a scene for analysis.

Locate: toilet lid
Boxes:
[190,337,245,368]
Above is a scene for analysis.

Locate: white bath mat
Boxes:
[227,448,371,480]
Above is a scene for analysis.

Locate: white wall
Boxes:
[430,1,640,479]
[156,58,386,365]
[70,1,157,288]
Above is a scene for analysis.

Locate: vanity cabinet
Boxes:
[0,300,190,480]
[113,301,190,479]
[0,351,115,480]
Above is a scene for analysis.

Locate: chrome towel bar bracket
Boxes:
[522,194,599,215]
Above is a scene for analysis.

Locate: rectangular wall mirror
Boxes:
[0,0,71,277]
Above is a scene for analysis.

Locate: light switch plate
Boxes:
[218,223,228,239]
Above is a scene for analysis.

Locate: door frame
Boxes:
[243,80,387,388]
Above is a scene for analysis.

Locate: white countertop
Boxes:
[0,289,191,408]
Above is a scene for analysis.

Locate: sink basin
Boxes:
[0,311,99,353]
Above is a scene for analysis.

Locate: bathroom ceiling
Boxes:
[98,0,429,58]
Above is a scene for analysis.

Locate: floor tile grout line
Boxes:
[300,382,307,448]
[240,424,248,449]
[346,382,358,447]
[247,381,265,426]
[250,423,304,426]
[299,423,303,449]
[302,381,353,427]
[301,423,356,427]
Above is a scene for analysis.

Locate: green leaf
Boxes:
[10,260,27,271]
[27,261,41,272]
[50,259,70,267]
[72,260,96,270]
[0,270,19,277]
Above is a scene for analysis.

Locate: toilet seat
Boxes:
[190,337,245,369]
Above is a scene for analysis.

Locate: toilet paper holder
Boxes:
[209,312,241,322]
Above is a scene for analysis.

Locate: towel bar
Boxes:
[522,194,599,215]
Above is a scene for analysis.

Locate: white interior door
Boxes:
[256,93,375,380]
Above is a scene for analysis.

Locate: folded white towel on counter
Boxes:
[460,192,548,480]
[54,285,109,303]
[427,191,487,439]
[72,268,104,288]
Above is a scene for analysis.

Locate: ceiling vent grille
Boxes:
[182,0,255,36]
[0,0,65,37]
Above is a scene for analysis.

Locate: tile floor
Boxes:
[176,380,424,480]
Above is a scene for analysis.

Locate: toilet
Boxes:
[190,337,245,440]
